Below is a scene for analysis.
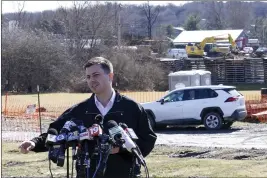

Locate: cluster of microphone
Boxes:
[45,115,145,178]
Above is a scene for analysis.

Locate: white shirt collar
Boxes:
[94,89,116,109]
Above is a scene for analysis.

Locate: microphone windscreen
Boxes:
[103,120,118,133]
[95,114,103,123]
[120,123,128,130]
[106,120,118,128]
[47,128,58,135]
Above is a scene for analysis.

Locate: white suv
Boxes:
[142,85,247,130]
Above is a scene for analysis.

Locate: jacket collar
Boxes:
[89,89,122,103]
[86,89,123,115]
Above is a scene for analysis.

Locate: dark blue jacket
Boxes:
[31,91,157,178]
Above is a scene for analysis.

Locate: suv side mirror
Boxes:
[160,98,164,105]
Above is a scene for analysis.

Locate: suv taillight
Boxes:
[225,97,238,102]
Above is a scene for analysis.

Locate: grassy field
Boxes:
[2,91,261,116]
[2,142,267,177]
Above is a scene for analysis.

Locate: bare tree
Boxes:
[57,1,115,62]
[2,27,74,93]
[251,17,267,44]
[203,1,226,30]
[12,1,26,28]
[142,1,160,40]
[57,1,89,52]
[226,1,252,29]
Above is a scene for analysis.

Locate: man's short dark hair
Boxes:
[83,57,113,74]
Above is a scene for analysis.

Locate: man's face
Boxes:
[86,64,113,94]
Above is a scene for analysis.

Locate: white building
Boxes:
[172,29,247,49]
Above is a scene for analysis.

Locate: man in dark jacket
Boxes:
[19,57,157,178]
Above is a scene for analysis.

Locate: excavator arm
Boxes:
[199,35,230,50]
[199,37,215,49]
[228,34,237,48]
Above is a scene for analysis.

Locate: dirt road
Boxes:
[2,118,267,150]
[2,119,267,162]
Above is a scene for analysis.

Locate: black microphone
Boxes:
[78,125,92,161]
[67,127,80,145]
[95,114,104,128]
[67,127,80,161]
[93,124,113,177]
[46,128,58,147]
[60,120,78,134]
[104,120,125,147]
[105,120,146,166]
[56,120,78,167]
[46,128,59,163]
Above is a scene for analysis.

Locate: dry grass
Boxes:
[146,156,267,177]
[2,142,267,178]
[2,91,261,118]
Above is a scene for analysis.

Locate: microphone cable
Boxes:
[71,162,74,178]
[49,159,54,178]
[137,148,149,178]
[92,150,103,178]
[143,160,149,178]
[71,154,74,178]
[92,139,112,178]
[71,145,77,178]
[92,138,103,178]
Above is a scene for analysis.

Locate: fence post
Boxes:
[37,85,42,134]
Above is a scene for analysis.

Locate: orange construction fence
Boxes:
[2,92,267,123]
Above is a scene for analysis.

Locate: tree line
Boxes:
[2,1,267,93]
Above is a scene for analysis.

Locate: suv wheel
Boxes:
[203,112,223,130]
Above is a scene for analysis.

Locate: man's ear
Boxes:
[109,73,114,81]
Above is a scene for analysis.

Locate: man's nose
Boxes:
[89,78,97,83]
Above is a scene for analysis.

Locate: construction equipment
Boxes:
[185,34,239,58]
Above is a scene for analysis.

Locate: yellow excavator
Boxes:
[186,34,239,58]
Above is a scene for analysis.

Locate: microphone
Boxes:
[56,120,78,167]
[46,128,58,147]
[61,120,78,133]
[67,130,79,143]
[46,128,59,163]
[93,123,112,177]
[106,120,146,166]
[89,124,103,137]
[67,129,80,161]
[119,123,139,140]
[79,125,93,141]
[95,114,104,128]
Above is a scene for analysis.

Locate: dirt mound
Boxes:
[169,147,267,160]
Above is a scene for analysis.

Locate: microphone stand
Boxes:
[71,144,76,178]
[67,146,69,178]
[84,141,90,178]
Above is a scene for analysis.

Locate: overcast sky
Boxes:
[2,1,190,14]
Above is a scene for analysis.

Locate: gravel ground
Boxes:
[155,122,267,149]
[2,118,267,160]
[154,122,267,160]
